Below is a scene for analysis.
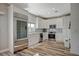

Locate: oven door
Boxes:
[48,33,55,39]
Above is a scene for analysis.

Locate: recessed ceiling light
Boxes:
[52,8,56,10]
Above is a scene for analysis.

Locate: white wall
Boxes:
[70,3,79,55]
[0,14,8,51]
[0,4,9,52]
[13,6,28,16]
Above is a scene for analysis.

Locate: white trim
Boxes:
[70,52,79,56]
[15,17,27,22]
[8,4,14,54]
[0,49,9,53]
[16,38,28,41]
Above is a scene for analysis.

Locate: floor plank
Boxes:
[0,39,78,56]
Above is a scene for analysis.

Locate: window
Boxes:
[17,20,27,39]
[28,23,35,33]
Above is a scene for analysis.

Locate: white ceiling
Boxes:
[13,3,71,18]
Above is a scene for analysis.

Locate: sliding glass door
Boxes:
[17,20,27,39]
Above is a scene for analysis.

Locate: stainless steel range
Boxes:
[48,25,56,40]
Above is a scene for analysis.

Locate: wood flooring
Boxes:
[0,39,78,56]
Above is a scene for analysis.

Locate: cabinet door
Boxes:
[43,33,48,40]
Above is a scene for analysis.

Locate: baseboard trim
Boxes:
[70,52,79,56]
[0,49,9,53]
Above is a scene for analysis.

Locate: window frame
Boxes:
[28,22,36,33]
